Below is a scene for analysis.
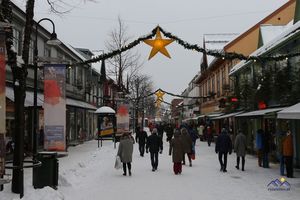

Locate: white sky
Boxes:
[14,0,288,102]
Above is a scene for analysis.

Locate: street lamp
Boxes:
[33,18,60,161]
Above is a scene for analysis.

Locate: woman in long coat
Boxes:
[234,130,247,171]
[169,130,184,174]
[117,132,134,176]
[180,128,193,166]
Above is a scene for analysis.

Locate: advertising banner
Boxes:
[99,115,114,136]
[0,32,6,177]
[44,64,66,151]
[116,103,129,133]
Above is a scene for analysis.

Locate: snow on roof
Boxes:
[230,20,299,76]
[203,33,238,66]
[260,24,287,45]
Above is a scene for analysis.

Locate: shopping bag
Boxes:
[114,156,122,169]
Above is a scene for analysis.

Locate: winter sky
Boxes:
[14,0,288,102]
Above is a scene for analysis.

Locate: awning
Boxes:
[6,86,43,107]
[192,115,205,120]
[236,107,286,117]
[277,103,300,119]
[6,86,96,110]
[212,111,244,119]
[207,113,224,118]
[66,98,97,110]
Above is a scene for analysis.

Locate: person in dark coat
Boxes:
[136,127,148,157]
[181,128,193,167]
[262,130,271,168]
[146,128,163,171]
[169,130,184,175]
[206,126,213,146]
[283,130,294,178]
[117,132,135,176]
[234,130,247,171]
[215,128,232,172]
[256,129,264,167]
[165,123,174,142]
[157,123,164,141]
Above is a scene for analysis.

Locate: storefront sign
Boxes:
[44,64,66,151]
[0,32,6,177]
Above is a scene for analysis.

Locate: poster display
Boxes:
[116,103,129,133]
[99,115,114,136]
[0,32,6,177]
[43,64,66,151]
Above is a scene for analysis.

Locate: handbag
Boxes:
[114,156,122,169]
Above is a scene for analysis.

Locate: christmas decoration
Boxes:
[155,89,165,101]
[144,27,174,60]
[71,25,300,67]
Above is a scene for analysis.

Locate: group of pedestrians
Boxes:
[117,122,294,178]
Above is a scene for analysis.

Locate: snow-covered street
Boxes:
[2,135,300,200]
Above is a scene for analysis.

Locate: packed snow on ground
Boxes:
[2,129,300,200]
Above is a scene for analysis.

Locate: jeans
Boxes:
[263,152,269,168]
[139,144,145,156]
[122,162,131,175]
[277,153,284,175]
[150,152,159,170]
[218,152,228,171]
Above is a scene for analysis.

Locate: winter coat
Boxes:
[181,131,193,154]
[146,133,163,153]
[169,132,184,163]
[165,125,174,142]
[198,125,204,136]
[276,131,285,154]
[136,131,148,145]
[283,134,293,157]
[117,136,134,163]
[215,130,232,154]
[234,132,247,157]
[256,129,264,150]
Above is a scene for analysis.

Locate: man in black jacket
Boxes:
[136,127,148,157]
[215,128,232,172]
[146,128,163,171]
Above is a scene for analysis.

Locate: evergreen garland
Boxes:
[71,25,300,66]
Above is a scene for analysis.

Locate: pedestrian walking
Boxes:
[146,128,163,171]
[256,129,264,167]
[206,126,213,146]
[165,123,174,142]
[135,127,148,157]
[262,130,271,168]
[215,128,232,172]
[117,132,134,176]
[181,128,193,167]
[276,130,285,176]
[169,130,184,175]
[157,122,164,141]
[234,130,247,171]
[283,130,294,178]
[197,123,205,141]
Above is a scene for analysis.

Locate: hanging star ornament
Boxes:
[144,27,174,60]
[155,89,165,101]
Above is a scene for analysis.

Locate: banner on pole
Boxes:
[0,32,6,177]
[44,64,66,151]
[116,103,129,133]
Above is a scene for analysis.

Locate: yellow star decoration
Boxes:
[155,89,165,102]
[144,28,174,60]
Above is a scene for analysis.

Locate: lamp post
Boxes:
[33,18,60,161]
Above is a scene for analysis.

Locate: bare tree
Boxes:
[46,0,97,14]
[128,74,155,129]
[105,16,144,87]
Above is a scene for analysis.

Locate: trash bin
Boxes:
[33,152,58,189]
